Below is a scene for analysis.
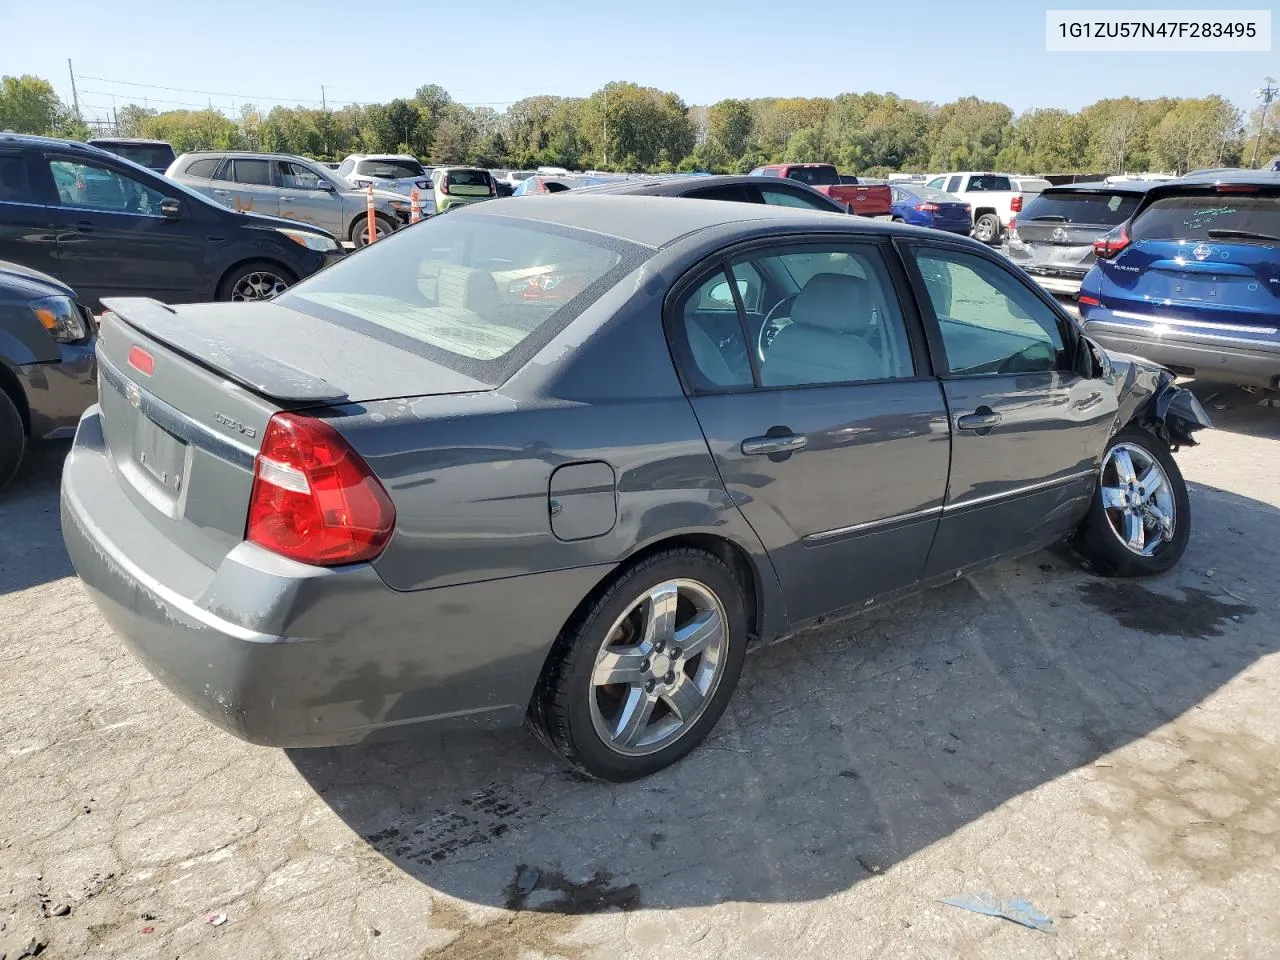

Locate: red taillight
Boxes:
[438,180,449,195]
[1093,223,1131,260]
[1008,217,1017,232]
[1078,295,1101,306]
[1011,193,1023,213]
[246,413,395,566]
[915,202,941,212]
[1215,183,1259,193]
[127,345,154,376]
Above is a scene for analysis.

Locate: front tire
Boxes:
[216,261,296,302]
[527,548,748,781]
[351,213,395,246]
[1073,427,1190,577]
[0,388,25,490]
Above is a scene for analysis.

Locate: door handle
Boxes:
[956,410,1002,431]
[741,433,807,456]
[74,220,94,234]
[213,189,231,195]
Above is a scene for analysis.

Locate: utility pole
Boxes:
[321,85,330,156]
[1250,76,1277,168]
[602,85,608,170]
[67,59,81,120]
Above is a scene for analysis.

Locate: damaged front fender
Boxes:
[1108,351,1212,450]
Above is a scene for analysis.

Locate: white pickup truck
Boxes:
[925,172,1051,244]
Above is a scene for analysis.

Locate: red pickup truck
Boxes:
[748,163,892,217]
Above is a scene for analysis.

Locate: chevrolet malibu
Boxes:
[61,197,1210,781]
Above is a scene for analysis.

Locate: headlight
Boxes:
[31,296,88,343]
[276,228,339,253]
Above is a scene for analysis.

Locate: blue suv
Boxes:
[1078,171,1280,389]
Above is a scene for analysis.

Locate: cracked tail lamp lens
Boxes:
[32,296,88,343]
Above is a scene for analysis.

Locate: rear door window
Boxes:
[183,157,221,179]
[686,184,757,203]
[231,158,273,186]
[759,185,834,210]
[0,154,34,203]
[357,158,425,179]
[1129,193,1280,243]
[1021,191,1141,226]
[947,176,962,192]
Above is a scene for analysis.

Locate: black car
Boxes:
[573,174,848,213]
[86,138,177,175]
[0,135,344,311]
[0,259,97,487]
[1003,181,1154,297]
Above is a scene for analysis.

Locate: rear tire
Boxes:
[892,216,905,223]
[351,213,396,246]
[527,548,748,781]
[216,261,296,302]
[974,213,1001,244]
[0,388,26,490]
[1072,427,1190,577]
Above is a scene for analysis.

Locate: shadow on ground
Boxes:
[1187,382,1280,441]
[289,482,1278,931]
[0,441,73,595]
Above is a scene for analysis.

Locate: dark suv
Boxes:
[0,135,343,311]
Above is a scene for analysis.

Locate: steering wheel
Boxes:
[757,293,799,363]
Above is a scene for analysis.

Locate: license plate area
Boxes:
[134,414,187,496]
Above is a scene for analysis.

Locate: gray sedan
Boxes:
[61,197,1210,781]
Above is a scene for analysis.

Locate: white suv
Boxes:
[337,155,436,214]
[925,172,1050,243]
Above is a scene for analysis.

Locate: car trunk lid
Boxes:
[95,298,489,569]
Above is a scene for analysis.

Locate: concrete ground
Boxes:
[1,382,1276,960]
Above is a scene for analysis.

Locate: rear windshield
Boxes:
[1130,193,1280,242]
[1022,191,1141,226]
[446,169,492,188]
[94,142,176,169]
[910,187,962,203]
[278,214,647,384]
[356,158,425,179]
[785,165,838,186]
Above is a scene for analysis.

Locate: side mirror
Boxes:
[1078,335,1112,379]
[317,180,336,192]
[160,198,181,220]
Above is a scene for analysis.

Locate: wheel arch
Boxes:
[0,362,31,436]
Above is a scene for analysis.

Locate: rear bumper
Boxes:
[1083,309,1280,389]
[61,407,613,747]
[14,340,98,440]
[1024,273,1084,296]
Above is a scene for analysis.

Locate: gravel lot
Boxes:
[1,382,1276,960]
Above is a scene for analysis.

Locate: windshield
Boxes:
[356,158,425,179]
[1130,193,1280,242]
[278,214,647,384]
[1022,191,1141,226]
[910,187,962,203]
[785,166,838,186]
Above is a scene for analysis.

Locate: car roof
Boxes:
[464,194,904,249]
[1041,181,1158,195]
[87,137,171,146]
[574,174,780,195]
[0,132,114,156]
[175,151,313,163]
[1176,168,1280,185]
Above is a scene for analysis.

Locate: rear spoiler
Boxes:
[101,297,349,404]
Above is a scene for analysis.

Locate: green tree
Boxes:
[116,104,158,139]
[928,97,1013,170]
[705,98,753,161]
[431,104,479,163]
[0,75,61,134]
[583,82,694,170]
[140,109,241,153]
[783,125,828,163]
[1150,96,1241,173]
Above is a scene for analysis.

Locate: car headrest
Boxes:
[790,272,875,335]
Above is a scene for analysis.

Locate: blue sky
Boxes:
[2,0,1274,122]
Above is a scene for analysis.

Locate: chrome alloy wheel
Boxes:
[589,578,728,757]
[1100,442,1176,557]
[230,271,289,301]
